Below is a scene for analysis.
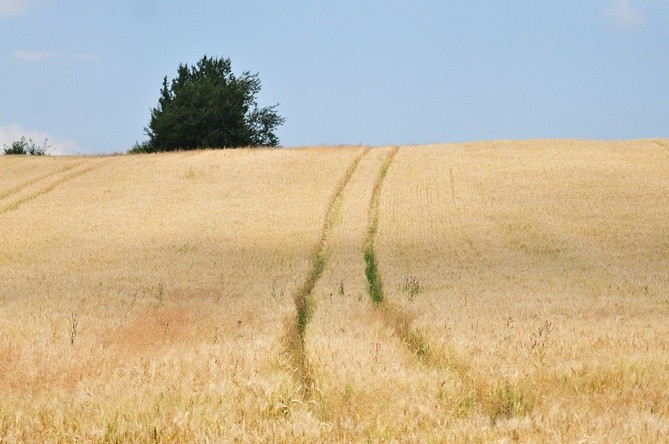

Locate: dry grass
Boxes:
[1,140,668,441]
[376,139,669,440]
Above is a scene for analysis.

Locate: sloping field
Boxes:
[0,140,668,441]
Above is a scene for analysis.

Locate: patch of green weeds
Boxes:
[483,381,535,424]
[400,275,421,301]
[364,248,383,304]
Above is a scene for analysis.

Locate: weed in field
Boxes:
[407,329,431,359]
[161,321,170,340]
[212,327,220,345]
[642,285,656,298]
[184,166,209,180]
[270,286,285,300]
[156,282,166,304]
[104,414,120,442]
[400,275,421,301]
[68,312,79,346]
[482,381,535,424]
[456,389,478,417]
[372,342,381,370]
[176,244,197,254]
[529,320,553,367]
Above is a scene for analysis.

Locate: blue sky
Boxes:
[1,1,668,154]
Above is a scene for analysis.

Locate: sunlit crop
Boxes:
[1,140,667,441]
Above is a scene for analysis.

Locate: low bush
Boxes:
[3,137,51,155]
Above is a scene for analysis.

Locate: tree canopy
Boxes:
[136,56,285,152]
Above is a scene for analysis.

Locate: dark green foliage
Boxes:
[128,140,152,154]
[3,137,50,155]
[140,55,285,152]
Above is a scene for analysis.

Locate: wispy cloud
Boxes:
[0,0,30,18]
[13,49,58,61]
[0,123,80,155]
[606,0,645,29]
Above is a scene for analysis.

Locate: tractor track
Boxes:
[362,147,460,367]
[283,147,370,399]
[0,160,87,201]
[360,147,536,422]
[363,147,398,304]
[0,159,109,215]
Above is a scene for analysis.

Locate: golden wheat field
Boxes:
[0,139,668,442]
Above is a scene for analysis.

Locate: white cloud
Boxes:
[0,123,80,155]
[606,0,645,29]
[0,0,30,18]
[13,49,58,61]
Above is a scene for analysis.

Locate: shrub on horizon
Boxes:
[3,137,51,156]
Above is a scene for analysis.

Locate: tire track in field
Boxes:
[0,159,109,215]
[363,147,460,367]
[363,147,397,304]
[283,147,370,399]
[0,160,87,201]
[363,148,537,422]
[363,147,432,359]
[366,150,471,372]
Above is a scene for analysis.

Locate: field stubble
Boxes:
[0,140,668,441]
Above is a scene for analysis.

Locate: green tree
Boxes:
[138,55,285,152]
